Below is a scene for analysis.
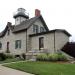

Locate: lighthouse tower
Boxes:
[13,8,29,25]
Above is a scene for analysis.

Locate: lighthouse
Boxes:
[13,8,29,25]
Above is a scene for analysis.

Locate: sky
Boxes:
[0,0,75,41]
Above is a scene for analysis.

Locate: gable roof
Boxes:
[13,15,49,32]
[0,22,14,37]
[29,29,71,37]
[0,15,49,37]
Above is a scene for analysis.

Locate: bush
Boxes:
[0,53,7,61]
[48,53,58,61]
[36,53,67,62]
[57,53,67,61]
[36,53,48,61]
[5,54,14,59]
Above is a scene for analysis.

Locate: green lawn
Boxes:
[3,61,75,75]
[0,58,23,64]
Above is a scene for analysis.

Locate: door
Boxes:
[6,42,10,53]
[39,37,44,50]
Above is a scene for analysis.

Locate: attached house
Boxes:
[0,8,72,59]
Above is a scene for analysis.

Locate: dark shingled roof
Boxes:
[13,15,49,32]
[29,29,71,37]
[0,15,49,37]
[13,12,29,19]
[0,22,14,37]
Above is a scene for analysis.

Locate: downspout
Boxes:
[54,31,56,53]
[26,29,27,52]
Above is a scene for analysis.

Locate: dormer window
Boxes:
[40,27,44,32]
[33,25,38,33]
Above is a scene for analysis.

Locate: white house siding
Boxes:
[15,17,26,25]
[55,31,69,52]
[30,32,69,54]
[34,19,46,33]
[30,33,55,53]
[27,19,47,51]
[0,29,27,55]
[0,18,47,54]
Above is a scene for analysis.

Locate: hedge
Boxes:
[36,53,67,61]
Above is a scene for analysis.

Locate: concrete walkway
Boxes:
[0,65,34,75]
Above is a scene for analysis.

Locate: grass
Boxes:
[3,61,75,75]
[0,58,23,64]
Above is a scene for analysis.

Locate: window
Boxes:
[33,25,38,33]
[16,18,19,21]
[0,42,2,50]
[7,42,9,50]
[39,37,44,50]
[40,27,44,32]
[15,40,21,49]
[6,42,10,53]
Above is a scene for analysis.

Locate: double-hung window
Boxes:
[15,40,21,49]
[40,27,44,32]
[39,37,44,50]
[33,25,38,33]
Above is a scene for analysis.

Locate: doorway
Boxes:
[6,42,10,53]
[39,37,44,50]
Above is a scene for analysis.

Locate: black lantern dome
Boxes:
[13,8,29,19]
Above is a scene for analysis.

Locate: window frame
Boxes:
[15,40,21,49]
[40,27,44,33]
[39,37,44,50]
[33,24,39,33]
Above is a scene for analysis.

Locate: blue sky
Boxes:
[0,0,75,41]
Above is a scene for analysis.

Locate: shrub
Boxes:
[36,53,67,61]
[57,53,67,61]
[48,53,58,61]
[0,53,7,61]
[36,53,48,61]
[5,54,14,59]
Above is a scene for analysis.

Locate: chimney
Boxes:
[35,9,41,16]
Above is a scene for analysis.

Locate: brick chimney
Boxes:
[35,9,41,16]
